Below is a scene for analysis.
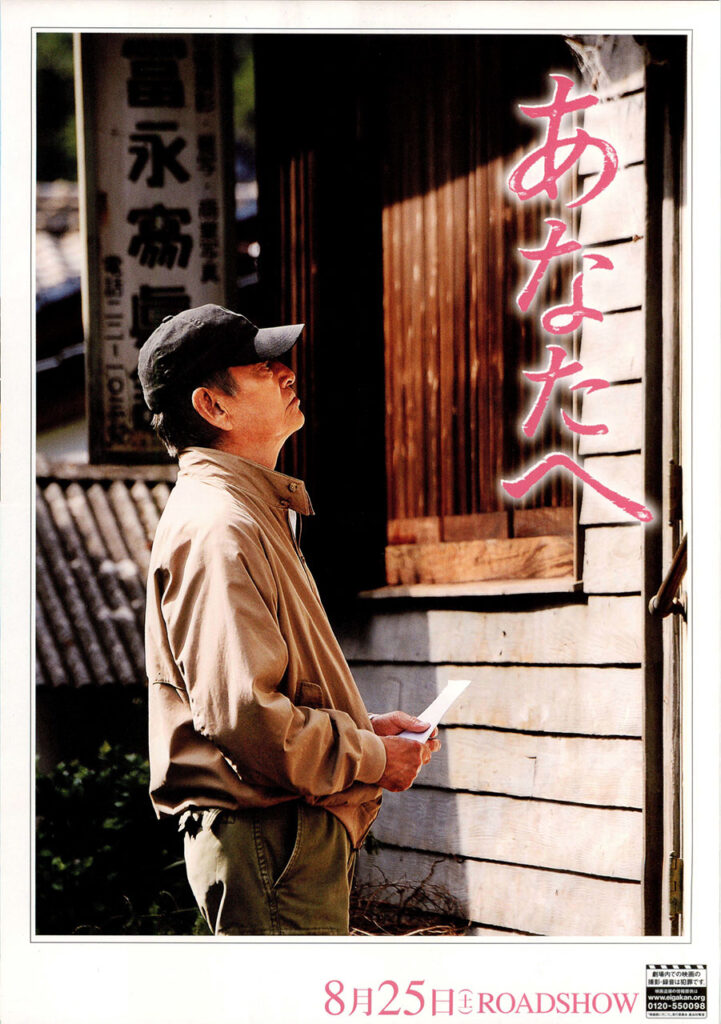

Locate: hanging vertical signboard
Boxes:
[76,34,235,462]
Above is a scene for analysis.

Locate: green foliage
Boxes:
[232,36,255,146]
[36,33,255,183]
[36,33,77,182]
[36,741,208,935]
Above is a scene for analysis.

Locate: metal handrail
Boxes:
[648,533,687,617]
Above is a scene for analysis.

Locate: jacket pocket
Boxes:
[296,680,324,708]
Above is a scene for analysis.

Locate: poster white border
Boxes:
[2,2,719,1022]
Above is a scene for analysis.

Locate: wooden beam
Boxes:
[578,164,646,246]
[340,595,644,664]
[579,310,644,383]
[422,728,643,808]
[579,454,646,525]
[442,512,509,541]
[353,663,643,736]
[373,788,643,879]
[356,846,642,936]
[583,525,644,593]
[578,383,643,456]
[582,238,645,314]
[642,49,678,937]
[360,578,580,600]
[387,517,441,545]
[513,507,573,538]
[388,513,511,545]
[385,535,573,585]
[579,91,645,173]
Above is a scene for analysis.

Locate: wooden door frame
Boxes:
[642,35,687,936]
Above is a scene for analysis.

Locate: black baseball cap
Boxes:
[138,304,305,413]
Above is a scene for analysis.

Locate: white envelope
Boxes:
[397,679,471,742]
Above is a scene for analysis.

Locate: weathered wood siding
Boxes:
[254,33,652,935]
[348,40,649,937]
[346,608,644,935]
[381,37,576,524]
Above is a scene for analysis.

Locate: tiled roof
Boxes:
[36,229,82,309]
[36,459,176,687]
[36,182,82,310]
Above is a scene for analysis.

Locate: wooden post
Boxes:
[643,36,686,936]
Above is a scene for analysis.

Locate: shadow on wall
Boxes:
[340,598,645,937]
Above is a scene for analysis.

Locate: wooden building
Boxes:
[252,33,688,935]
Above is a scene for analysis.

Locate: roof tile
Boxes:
[36,470,172,688]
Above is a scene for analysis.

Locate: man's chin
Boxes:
[286,409,305,437]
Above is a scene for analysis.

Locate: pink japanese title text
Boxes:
[501,74,653,524]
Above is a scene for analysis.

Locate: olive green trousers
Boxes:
[180,802,356,935]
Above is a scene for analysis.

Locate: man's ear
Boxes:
[191,386,231,430]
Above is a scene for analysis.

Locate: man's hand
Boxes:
[370,710,432,738]
[371,710,441,792]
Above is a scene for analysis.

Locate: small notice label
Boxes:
[646,965,707,1018]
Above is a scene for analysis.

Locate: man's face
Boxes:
[220,359,305,452]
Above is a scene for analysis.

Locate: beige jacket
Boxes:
[146,447,386,847]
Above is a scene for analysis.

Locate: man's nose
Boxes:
[275,361,296,387]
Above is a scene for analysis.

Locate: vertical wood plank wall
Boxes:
[348,44,650,936]
[381,38,574,524]
[264,146,320,488]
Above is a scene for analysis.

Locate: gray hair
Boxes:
[151,367,237,458]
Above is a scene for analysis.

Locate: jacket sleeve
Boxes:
[161,518,387,798]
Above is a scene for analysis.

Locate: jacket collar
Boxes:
[178,447,314,516]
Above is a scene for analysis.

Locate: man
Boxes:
[139,304,439,936]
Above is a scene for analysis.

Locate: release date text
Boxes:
[324,981,639,1016]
